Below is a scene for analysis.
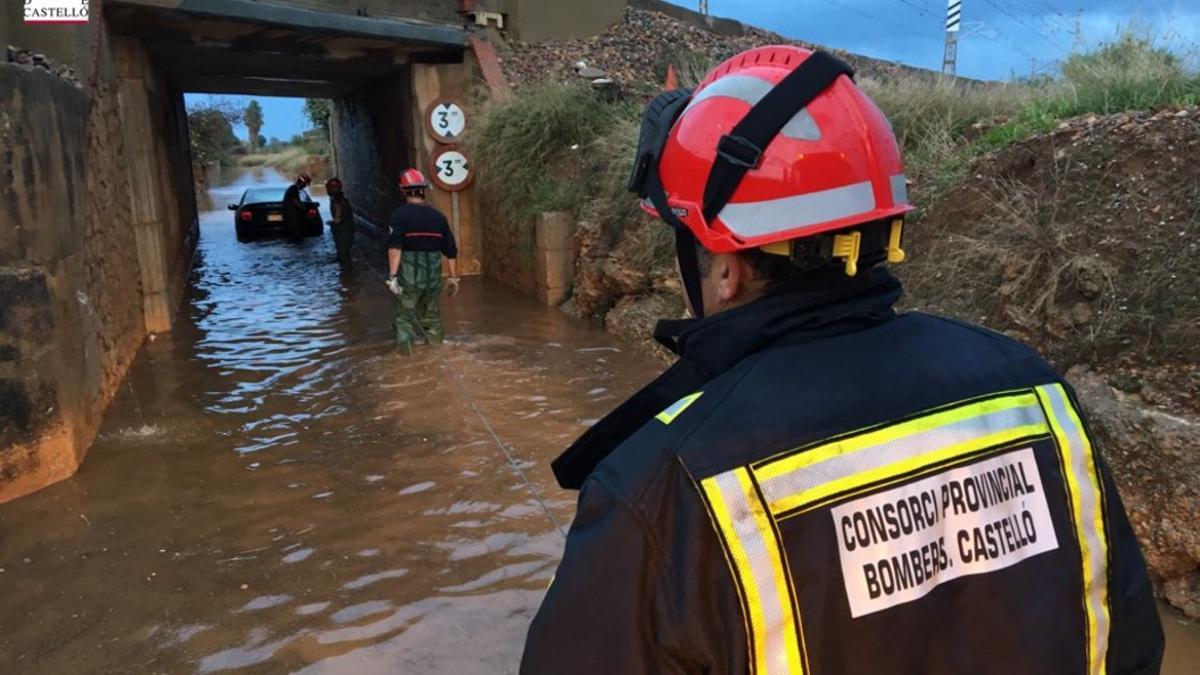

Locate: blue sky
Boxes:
[669,0,1199,80]
[187,0,1199,138]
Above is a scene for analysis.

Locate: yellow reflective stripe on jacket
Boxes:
[657,392,703,425]
[755,392,1048,515]
[694,385,1112,673]
[1037,383,1111,675]
[701,468,805,675]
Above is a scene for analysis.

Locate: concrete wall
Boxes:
[1,8,196,501]
[331,70,414,236]
[481,197,536,294]
[0,59,149,501]
[500,0,626,42]
[113,36,197,332]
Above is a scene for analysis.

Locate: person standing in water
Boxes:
[385,169,460,355]
[282,173,311,241]
[325,177,355,267]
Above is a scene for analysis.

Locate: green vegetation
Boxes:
[472,83,636,227]
[186,98,242,167]
[304,99,332,137]
[244,100,264,150]
[472,31,1199,270]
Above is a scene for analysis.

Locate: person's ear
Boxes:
[715,253,741,304]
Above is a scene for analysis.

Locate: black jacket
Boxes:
[522,269,1163,675]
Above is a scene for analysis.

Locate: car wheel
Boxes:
[236,224,254,243]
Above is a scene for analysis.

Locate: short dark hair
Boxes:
[695,218,895,290]
[695,241,853,290]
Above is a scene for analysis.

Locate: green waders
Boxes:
[393,250,445,354]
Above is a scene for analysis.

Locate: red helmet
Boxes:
[399,169,430,191]
[297,173,312,186]
[633,46,911,254]
[325,177,343,192]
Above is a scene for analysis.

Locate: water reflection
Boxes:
[0,167,664,673]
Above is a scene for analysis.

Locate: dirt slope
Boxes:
[900,108,1200,616]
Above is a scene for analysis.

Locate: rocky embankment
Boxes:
[498,6,921,93]
[903,108,1200,616]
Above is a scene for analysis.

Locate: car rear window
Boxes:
[244,188,286,203]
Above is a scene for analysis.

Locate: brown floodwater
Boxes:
[2,167,1197,673]
[0,168,662,673]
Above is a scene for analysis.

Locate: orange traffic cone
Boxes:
[664,63,679,91]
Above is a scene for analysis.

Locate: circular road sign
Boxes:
[430,147,472,191]
[425,99,468,143]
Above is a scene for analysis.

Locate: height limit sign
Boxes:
[430,148,472,192]
[425,99,468,144]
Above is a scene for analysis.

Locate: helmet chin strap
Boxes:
[643,158,706,320]
[674,226,706,320]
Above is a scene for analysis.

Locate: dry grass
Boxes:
[234,146,311,175]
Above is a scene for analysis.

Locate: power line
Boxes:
[818,0,933,37]
[895,0,935,18]
[979,0,1071,51]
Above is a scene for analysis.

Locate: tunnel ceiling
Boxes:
[106,0,465,98]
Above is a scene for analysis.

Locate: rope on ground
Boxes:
[358,238,567,538]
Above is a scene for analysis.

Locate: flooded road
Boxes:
[3,167,1198,672]
[0,168,664,673]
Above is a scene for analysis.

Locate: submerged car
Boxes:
[228,186,322,242]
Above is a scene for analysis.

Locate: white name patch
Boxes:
[831,448,1058,617]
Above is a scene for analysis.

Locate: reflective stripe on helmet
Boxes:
[719,180,876,239]
[891,174,909,206]
[683,75,822,141]
[1037,384,1111,675]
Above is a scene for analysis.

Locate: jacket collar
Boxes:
[551,268,903,489]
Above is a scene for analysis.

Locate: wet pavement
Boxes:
[0,168,663,673]
[3,167,1198,673]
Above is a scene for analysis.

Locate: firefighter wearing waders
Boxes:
[325,177,355,267]
[386,169,459,355]
[521,46,1163,675]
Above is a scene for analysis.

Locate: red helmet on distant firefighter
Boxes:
[631,45,911,254]
[297,173,312,187]
[399,169,430,192]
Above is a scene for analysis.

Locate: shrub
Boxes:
[473,82,634,226]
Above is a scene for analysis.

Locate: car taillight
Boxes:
[306,209,317,218]
[239,210,252,221]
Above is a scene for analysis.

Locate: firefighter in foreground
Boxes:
[282,172,311,240]
[325,177,355,266]
[521,46,1162,674]
[385,169,460,354]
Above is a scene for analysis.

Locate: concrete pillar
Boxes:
[409,63,482,276]
[533,211,575,306]
[113,37,172,333]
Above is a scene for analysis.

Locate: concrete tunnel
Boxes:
[0,0,626,501]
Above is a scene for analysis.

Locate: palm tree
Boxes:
[244,100,264,151]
